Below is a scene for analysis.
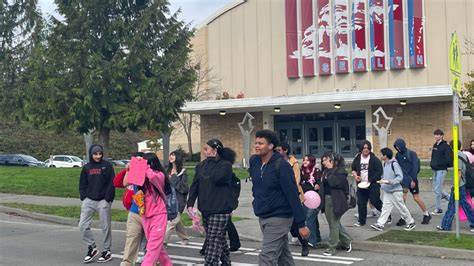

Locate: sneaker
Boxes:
[290,237,298,243]
[97,250,112,263]
[421,214,432,224]
[345,242,352,253]
[301,245,309,257]
[199,248,205,256]
[354,213,359,218]
[370,224,384,231]
[181,239,189,246]
[83,245,99,263]
[322,250,334,257]
[470,228,474,233]
[404,223,416,231]
[229,245,240,252]
[369,210,380,218]
[396,218,406,226]
[431,209,443,216]
[353,222,365,227]
[387,215,392,225]
[436,225,445,231]
[135,256,144,264]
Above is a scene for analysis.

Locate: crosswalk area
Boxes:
[111,238,364,265]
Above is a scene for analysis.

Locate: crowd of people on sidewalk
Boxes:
[76,129,474,265]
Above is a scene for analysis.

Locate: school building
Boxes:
[177,0,474,162]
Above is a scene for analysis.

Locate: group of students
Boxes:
[77,140,242,265]
[76,129,474,265]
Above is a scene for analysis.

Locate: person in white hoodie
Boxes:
[370,148,416,231]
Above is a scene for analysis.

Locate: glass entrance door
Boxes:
[276,124,304,158]
[306,122,334,158]
[336,120,366,156]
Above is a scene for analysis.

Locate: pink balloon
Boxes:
[304,191,321,209]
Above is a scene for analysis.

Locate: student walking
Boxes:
[437,141,474,233]
[370,148,416,231]
[351,140,384,227]
[79,144,115,263]
[300,154,322,247]
[187,139,238,265]
[165,150,190,245]
[394,138,431,225]
[319,152,352,257]
[250,130,310,265]
[430,129,452,215]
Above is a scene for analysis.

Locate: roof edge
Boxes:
[195,0,247,29]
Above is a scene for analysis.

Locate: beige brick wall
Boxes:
[461,119,474,149]
[200,112,263,163]
[371,102,453,159]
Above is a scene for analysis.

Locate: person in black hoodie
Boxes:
[187,139,237,265]
[319,152,352,257]
[250,130,309,266]
[430,129,452,215]
[351,140,384,226]
[79,144,115,263]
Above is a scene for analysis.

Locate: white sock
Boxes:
[424,211,429,216]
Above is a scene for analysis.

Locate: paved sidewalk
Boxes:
[1,177,473,261]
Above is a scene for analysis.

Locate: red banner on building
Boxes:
[408,0,425,68]
[285,0,299,78]
[352,0,367,72]
[301,0,315,76]
[334,0,349,73]
[318,0,332,75]
[389,0,405,69]
[370,0,385,71]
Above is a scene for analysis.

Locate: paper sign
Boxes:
[128,157,148,186]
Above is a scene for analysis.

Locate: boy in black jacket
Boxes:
[79,144,115,263]
[430,129,452,215]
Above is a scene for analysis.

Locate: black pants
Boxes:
[357,183,383,225]
[201,216,241,253]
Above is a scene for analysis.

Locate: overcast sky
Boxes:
[38,0,233,27]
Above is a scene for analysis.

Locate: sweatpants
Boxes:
[258,216,295,266]
[203,213,231,265]
[357,183,383,225]
[121,212,145,266]
[377,191,414,226]
[142,213,172,266]
[79,198,112,251]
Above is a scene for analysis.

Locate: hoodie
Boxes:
[394,138,420,188]
[430,139,452,170]
[79,144,115,202]
[250,152,306,229]
[381,159,404,193]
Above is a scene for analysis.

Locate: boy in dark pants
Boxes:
[79,144,115,263]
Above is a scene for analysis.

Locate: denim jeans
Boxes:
[432,170,450,210]
[440,186,474,230]
[304,206,321,246]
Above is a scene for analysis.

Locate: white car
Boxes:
[45,155,84,168]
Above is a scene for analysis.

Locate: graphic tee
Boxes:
[360,155,370,183]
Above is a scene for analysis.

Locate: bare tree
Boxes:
[176,54,220,154]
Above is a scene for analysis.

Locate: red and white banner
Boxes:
[389,0,405,69]
[352,0,367,72]
[301,0,316,76]
[318,0,332,75]
[408,0,425,68]
[370,0,385,71]
[285,0,299,78]
[334,0,349,73]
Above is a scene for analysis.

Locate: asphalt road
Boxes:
[0,213,471,266]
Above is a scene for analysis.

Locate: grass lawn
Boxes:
[369,230,474,250]
[0,166,249,198]
[0,202,242,226]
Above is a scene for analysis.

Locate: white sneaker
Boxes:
[181,239,189,245]
[290,237,298,243]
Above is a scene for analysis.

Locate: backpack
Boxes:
[231,173,241,198]
[406,150,421,175]
[347,175,357,209]
[458,156,474,189]
[165,186,179,221]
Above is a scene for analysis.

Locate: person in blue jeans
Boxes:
[430,129,452,215]
[437,140,474,233]
[300,154,322,247]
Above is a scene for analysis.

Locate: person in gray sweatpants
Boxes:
[79,144,115,263]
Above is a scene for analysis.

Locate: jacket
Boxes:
[430,140,452,170]
[79,144,115,202]
[394,138,420,187]
[113,168,133,210]
[187,157,237,215]
[381,159,404,193]
[170,168,189,213]
[318,167,349,219]
[143,168,167,218]
[250,152,306,229]
[351,152,383,182]
[288,155,305,202]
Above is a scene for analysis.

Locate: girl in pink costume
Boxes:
[140,153,172,266]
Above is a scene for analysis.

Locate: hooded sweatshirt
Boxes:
[79,144,115,202]
[394,138,420,188]
[381,159,404,193]
[430,139,452,170]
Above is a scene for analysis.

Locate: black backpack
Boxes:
[458,156,474,189]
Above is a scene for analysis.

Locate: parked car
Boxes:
[112,160,126,167]
[0,154,45,167]
[45,155,84,168]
